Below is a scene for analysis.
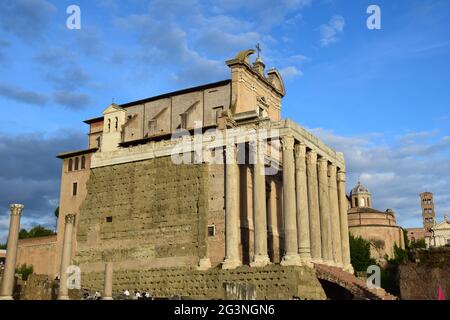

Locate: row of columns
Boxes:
[0,205,114,300]
[222,135,353,272]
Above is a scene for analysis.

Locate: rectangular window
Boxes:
[81,156,86,170]
[72,182,78,196]
[207,225,216,237]
[106,216,113,223]
[148,120,157,133]
[74,157,79,170]
[180,113,188,129]
[68,159,73,172]
[213,106,223,124]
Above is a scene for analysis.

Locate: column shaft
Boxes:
[306,151,322,262]
[338,170,354,273]
[222,143,241,269]
[102,262,114,300]
[0,204,24,300]
[58,214,76,300]
[328,164,343,266]
[281,136,301,266]
[295,144,312,266]
[251,139,270,267]
[318,158,333,264]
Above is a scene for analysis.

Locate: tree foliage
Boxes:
[409,238,427,250]
[16,263,34,281]
[18,226,54,239]
[0,243,6,250]
[349,234,377,272]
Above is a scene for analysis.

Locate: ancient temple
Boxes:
[52,49,356,299]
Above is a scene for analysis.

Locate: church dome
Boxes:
[350,181,370,196]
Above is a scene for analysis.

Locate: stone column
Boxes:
[328,164,343,267]
[102,262,114,300]
[337,170,353,273]
[58,214,76,300]
[306,151,322,263]
[318,158,333,264]
[0,204,24,300]
[281,136,301,266]
[267,179,281,263]
[295,143,312,267]
[222,143,241,269]
[251,139,270,267]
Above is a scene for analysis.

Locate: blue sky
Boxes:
[1,0,450,241]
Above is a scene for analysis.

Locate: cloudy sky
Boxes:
[0,0,449,242]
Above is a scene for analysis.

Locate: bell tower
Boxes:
[420,192,436,233]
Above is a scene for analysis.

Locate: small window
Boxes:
[81,156,86,170]
[148,120,157,133]
[207,225,216,237]
[180,113,187,129]
[107,119,111,132]
[74,157,79,170]
[106,216,113,223]
[68,159,73,172]
[213,106,223,124]
[96,136,101,148]
[115,117,118,130]
[72,182,78,196]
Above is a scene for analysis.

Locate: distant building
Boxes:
[347,182,405,262]
[405,192,438,246]
[420,192,436,236]
[427,215,450,247]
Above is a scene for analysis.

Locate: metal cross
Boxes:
[256,43,262,58]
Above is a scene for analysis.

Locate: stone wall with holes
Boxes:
[74,155,210,273]
[80,265,326,300]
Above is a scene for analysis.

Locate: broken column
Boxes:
[102,262,114,300]
[0,204,24,300]
[58,213,76,300]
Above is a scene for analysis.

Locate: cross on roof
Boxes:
[256,43,262,58]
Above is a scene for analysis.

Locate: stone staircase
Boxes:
[314,264,398,300]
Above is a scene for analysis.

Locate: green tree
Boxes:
[0,243,6,250]
[18,226,55,239]
[410,238,426,250]
[16,264,34,281]
[349,234,377,272]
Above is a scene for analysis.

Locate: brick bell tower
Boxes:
[420,192,436,234]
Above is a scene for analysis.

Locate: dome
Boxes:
[350,181,370,196]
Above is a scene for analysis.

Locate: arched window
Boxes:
[107,119,111,132]
[81,156,86,169]
[74,157,79,170]
[68,159,73,172]
[360,197,366,207]
[115,117,118,130]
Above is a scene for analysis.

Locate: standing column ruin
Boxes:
[58,214,76,300]
[281,136,302,266]
[0,204,24,300]
[295,143,312,266]
[306,151,322,263]
[337,170,354,273]
[251,138,270,267]
[318,158,333,264]
[222,143,241,269]
[102,262,114,300]
[328,164,343,266]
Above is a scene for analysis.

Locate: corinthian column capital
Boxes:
[10,204,24,216]
[306,150,317,164]
[281,135,295,151]
[337,170,346,182]
[294,143,306,159]
[65,214,76,224]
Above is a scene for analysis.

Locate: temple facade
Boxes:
[51,49,354,299]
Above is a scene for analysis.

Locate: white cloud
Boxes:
[319,15,345,47]
[279,66,304,79]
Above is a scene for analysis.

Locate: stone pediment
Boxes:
[103,103,124,115]
[432,220,450,230]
